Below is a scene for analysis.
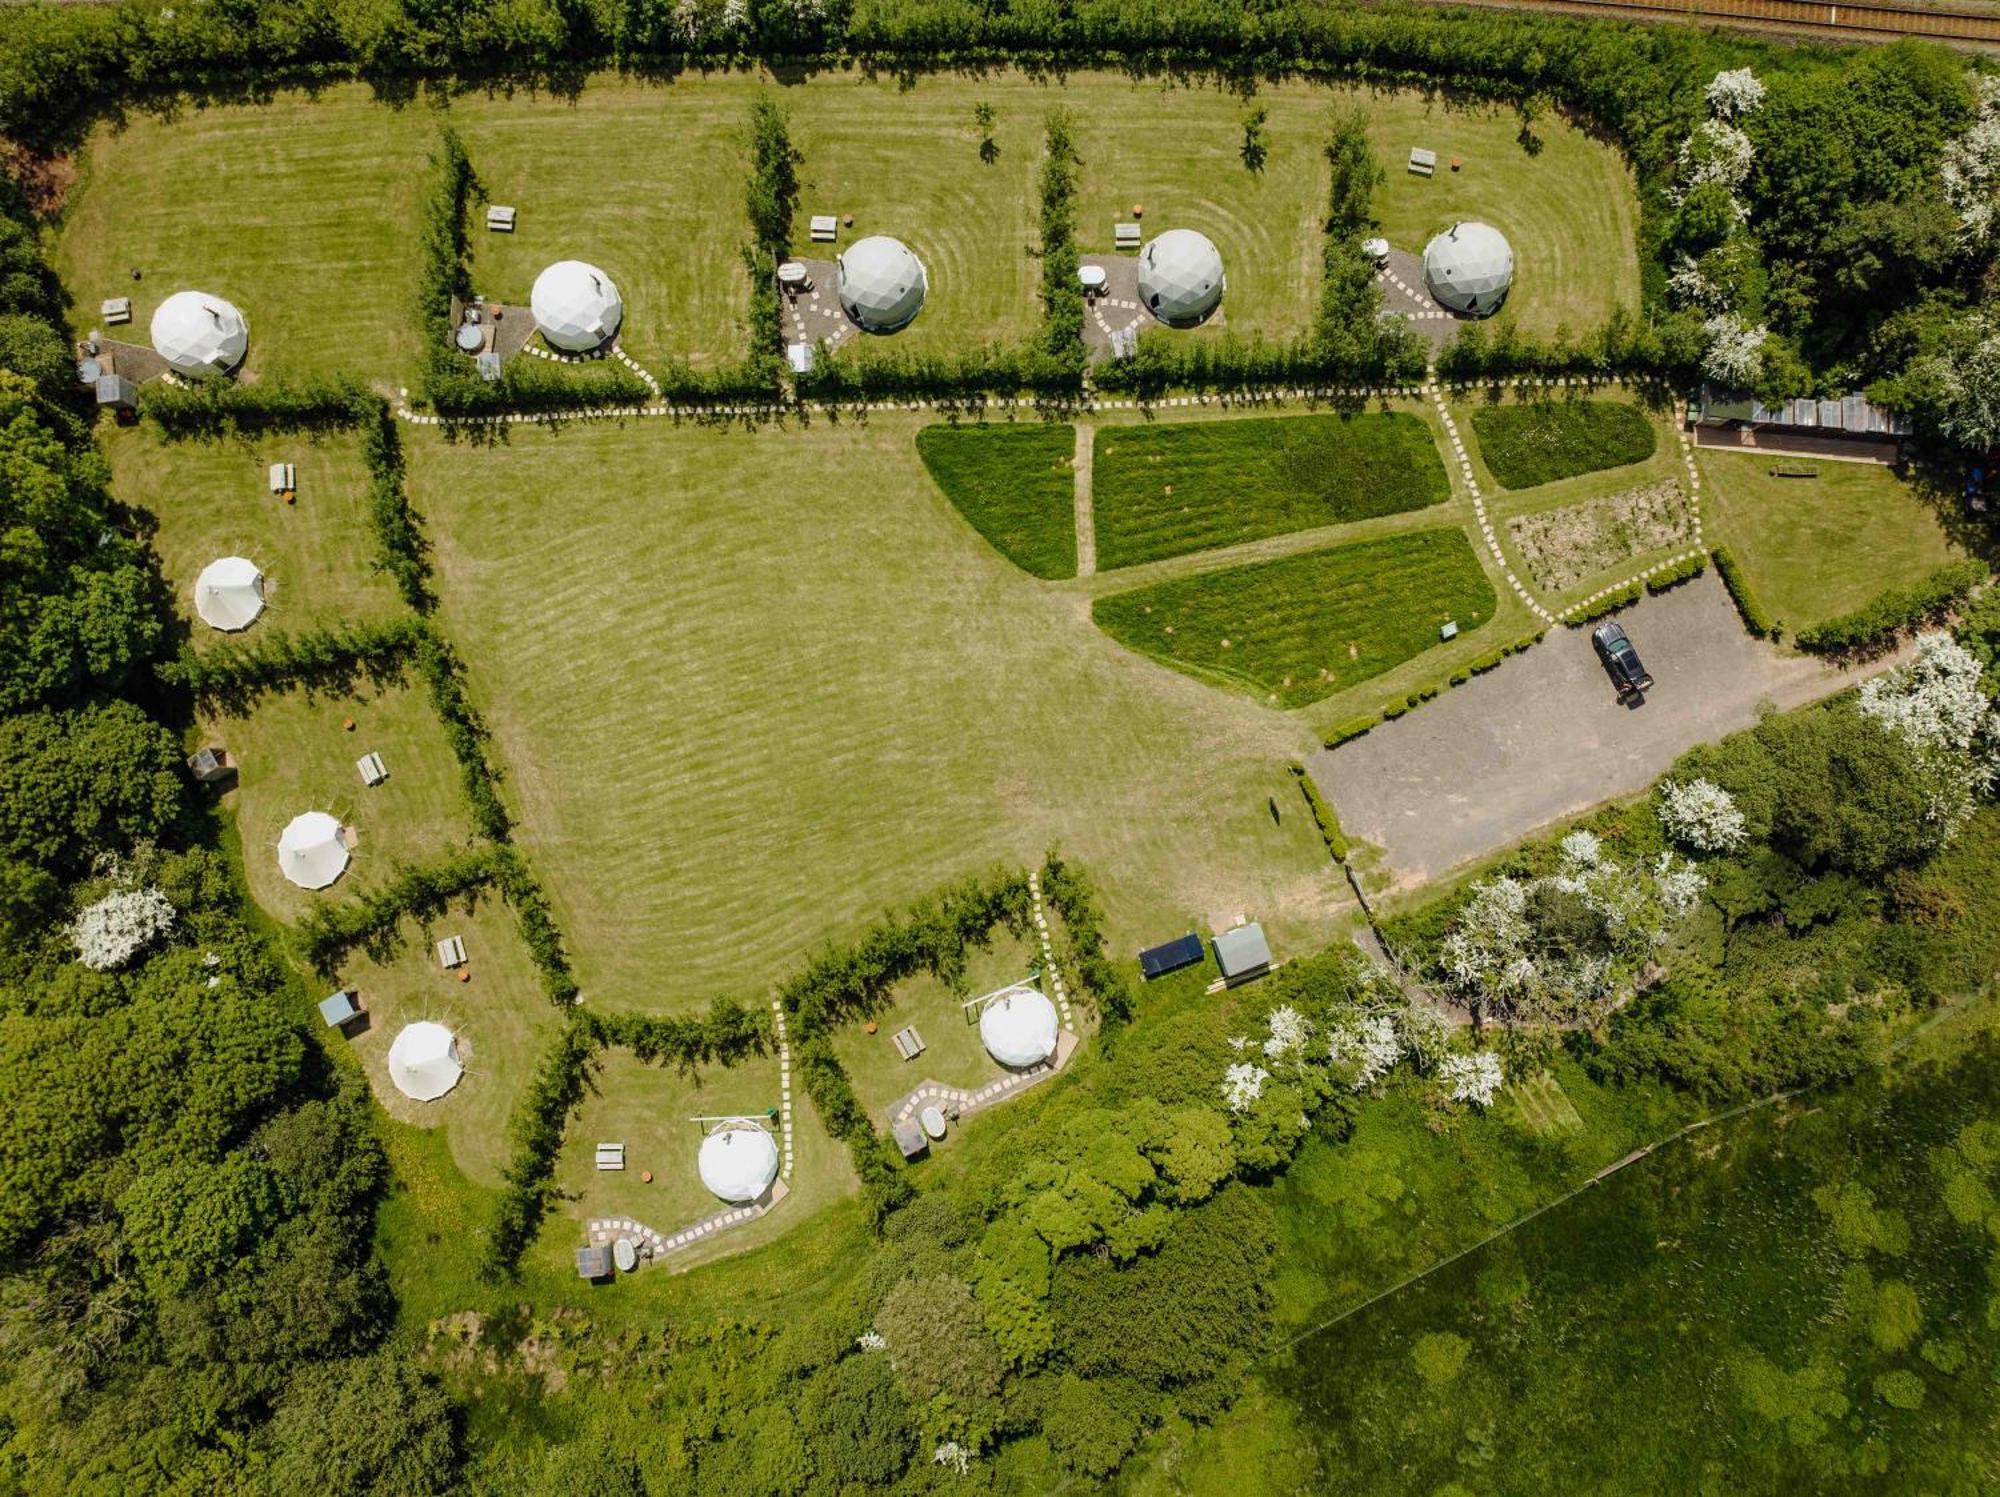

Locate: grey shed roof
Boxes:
[1212,923,1272,980]
[575,1243,613,1280]
[317,990,359,1027]
[891,1116,929,1160]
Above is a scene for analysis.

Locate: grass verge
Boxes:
[916,422,1077,578]
[1468,398,1656,490]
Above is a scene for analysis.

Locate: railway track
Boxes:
[1438,0,2000,47]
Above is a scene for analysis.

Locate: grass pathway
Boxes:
[1073,423,1097,578]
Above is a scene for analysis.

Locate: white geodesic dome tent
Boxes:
[1138,229,1226,327]
[151,291,249,378]
[837,235,927,333]
[979,986,1059,1069]
[530,260,624,352]
[1422,222,1514,317]
[698,1123,779,1204]
[388,1020,464,1103]
[276,811,349,891]
[193,556,265,632]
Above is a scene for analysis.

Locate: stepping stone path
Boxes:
[520,339,662,398]
[779,274,857,355]
[1428,376,1557,628]
[1089,295,1147,340]
[581,997,797,1271]
[1377,264,1451,322]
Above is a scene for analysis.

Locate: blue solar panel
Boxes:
[1139,933,1206,980]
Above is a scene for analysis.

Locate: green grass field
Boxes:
[1091,528,1496,708]
[56,73,1639,388]
[201,677,482,925]
[1468,398,1657,490]
[915,422,1077,578]
[1699,450,1964,633]
[1093,411,1450,570]
[57,86,428,382]
[337,896,565,1188]
[405,412,1346,1018]
[113,425,406,648]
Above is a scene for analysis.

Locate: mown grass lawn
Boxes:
[406,411,1344,1017]
[203,677,481,926]
[1698,450,1964,633]
[916,422,1076,578]
[1093,412,1450,570]
[1469,399,1657,490]
[57,84,428,383]
[112,424,406,648]
[1091,527,1496,707]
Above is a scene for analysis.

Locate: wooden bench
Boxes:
[436,934,467,970]
[809,214,839,243]
[1769,463,1819,479]
[892,1025,926,1061]
[485,205,517,232]
[595,1142,625,1171]
[1113,222,1142,251]
[1408,147,1437,177]
[355,751,388,787]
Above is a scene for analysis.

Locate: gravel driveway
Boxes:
[1307,572,1900,887]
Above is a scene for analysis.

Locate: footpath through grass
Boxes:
[916,422,1076,578]
[1092,527,1495,708]
[1468,398,1657,490]
[1093,412,1451,570]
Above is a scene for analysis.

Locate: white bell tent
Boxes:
[151,291,249,378]
[837,236,928,333]
[1137,229,1226,327]
[979,985,1060,1069]
[388,1020,464,1102]
[697,1122,780,1204]
[530,260,625,352]
[192,556,266,632]
[276,811,349,891]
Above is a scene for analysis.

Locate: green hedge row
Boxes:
[1566,581,1643,624]
[485,1019,600,1277]
[359,398,434,613]
[794,1033,915,1224]
[140,375,375,439]
[1320,629,1546,747]
[1795,559,1988,654]
[1288,764,1348,863]
[158,617,424,704]
[1092,331,1424,401]
[588,998,770,1071]
[410,628,511,842]
[1037,109,1087,375]
[295,847,504,972]
[1712,545,1778,639]
[1646,552,1707,594]
[1039,847,1133,1027]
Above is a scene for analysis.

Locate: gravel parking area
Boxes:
[1307,572,1902,887]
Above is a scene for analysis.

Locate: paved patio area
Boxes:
[1308,572,1905,887]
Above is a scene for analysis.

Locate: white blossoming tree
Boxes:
[856,1330,887,1352]
[1943,76,2000,245]
[1678,120,1755,197]
[1436,834,1703,1025]
[1857,632,2000,839]
[934,1442,972,1476]
[1657,777,1749,852]
[1706,68,1768,120]
[70,885,175,971]
[1702,313,1768,387]
[1327,1013,1402,1091]
[1220,1062,1269,1113]
[1667,254,1727,312]
[1438,1051,1505,1108]
[1262,1004,1310,1062]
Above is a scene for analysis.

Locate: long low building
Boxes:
[1695,385,1911,443]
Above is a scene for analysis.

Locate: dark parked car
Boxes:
[1591,621,1653,698]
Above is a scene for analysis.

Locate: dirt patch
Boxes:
[1508,479,1692,593]
[0,141,76,216]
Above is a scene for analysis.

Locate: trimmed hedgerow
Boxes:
[295,847,504,972]
[1794,559,1987,654]
[1468,399,1658,490]
[1037,108,1086,376]
[485,1019,600,1278]
[1645,552,1707,594]
[1712,545,1778,639]
[140,375,374,439]
[1040,846,1133,1027]
[1566,581,1643,624]
[1288,763,1349,863]
[360,398,434,613]
[157,617,424,705]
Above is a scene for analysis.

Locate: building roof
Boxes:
[151,290,249,378]
[1696,384,1910,436]
[698,1124,779,1203]
[838,236,928,332]
[1138,229,1226,327]
[530,260,624,352]
[317,990,358,1027]
[1212,923,1272,979]
[575,1243,612,1279]
[979,986,1059,1069]
[1422,222,1514,316]
[1139,932,1206,980]
[892,1115,929,1159]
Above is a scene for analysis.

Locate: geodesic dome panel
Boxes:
[837,236,927,332]
[1423,222,1514,317]
[1138,229,1226,327]
[979,986,1059,1069]
[698,1125,779,1203]
[151,291,249,378]
[531,260,624,352]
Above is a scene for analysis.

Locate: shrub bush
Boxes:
[1794,559,1987,653]
[1041,847,1133,1026]
[141,375,373,439]
[1646,552,1707,594]
[1567,581,1644,623]
[485,1020,600,1277]
[157,618,424,706]
[1288,764,1348,862]
[1323,715,1378,747]
[1712,545,1778,638]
